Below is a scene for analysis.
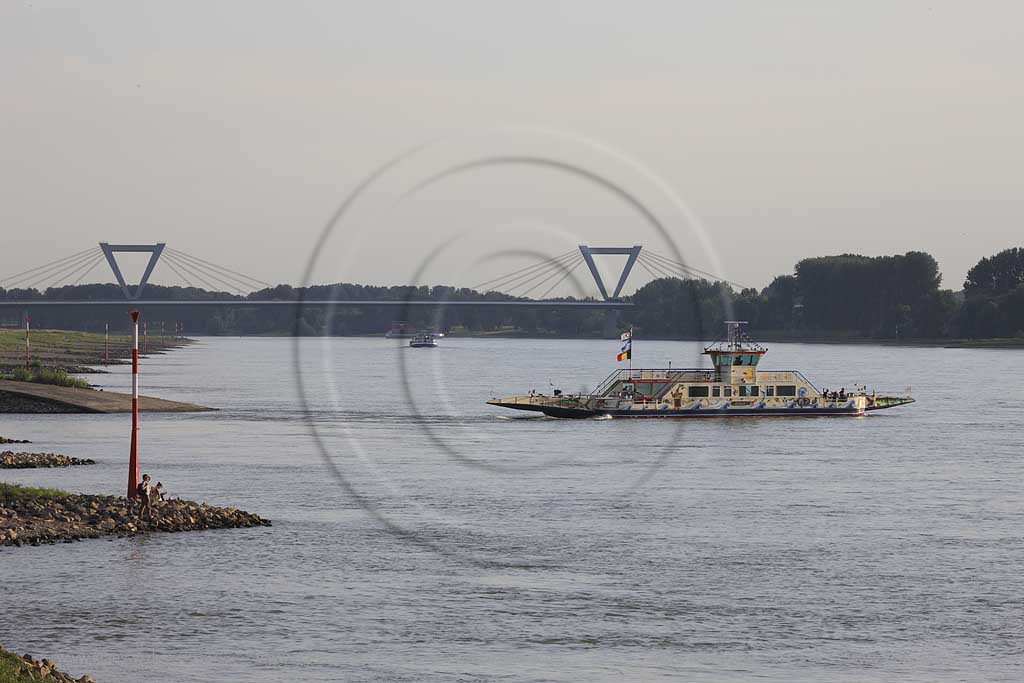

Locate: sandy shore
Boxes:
[0,380,213,413]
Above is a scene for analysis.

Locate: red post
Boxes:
[104,321,109,365]
[127,310,141,499]
[24,313,30,369]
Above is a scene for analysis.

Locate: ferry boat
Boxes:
[488,322,914,419]
[409,333,439,348]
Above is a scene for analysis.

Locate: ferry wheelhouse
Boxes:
[488,322,914,419]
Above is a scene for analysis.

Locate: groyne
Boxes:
[0,484,270,547]
[1,451,96,468]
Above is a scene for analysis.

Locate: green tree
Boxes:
[964,247,1024,297]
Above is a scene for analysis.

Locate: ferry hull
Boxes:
[488,397,914,419]
[489,401,867,419]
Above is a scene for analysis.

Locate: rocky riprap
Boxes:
[0,436,31,444]
[0,646,95,682]
[1,451,96,468]
[0,491,271,547]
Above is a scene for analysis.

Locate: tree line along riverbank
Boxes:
[2,246,1021,341]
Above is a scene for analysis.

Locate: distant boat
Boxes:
[384,321,416,339]
[409,333,438,348]
[488,322,915,419]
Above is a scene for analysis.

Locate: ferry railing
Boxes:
[498,394,586,407]
[590,368,715,397]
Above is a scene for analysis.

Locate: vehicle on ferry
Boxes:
[488,322,914,419]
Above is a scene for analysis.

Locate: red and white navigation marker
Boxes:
[127,310,141,498]
[24,312,30,369]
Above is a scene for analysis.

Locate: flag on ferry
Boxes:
[620,329,632,342]
[617,339,631,362]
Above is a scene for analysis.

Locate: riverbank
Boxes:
[0,329,191,373]
[0,380,213,413]
[0,646,95,683]
[0,483,270,547]
[224,329,1024,348]
[1,451,95,468]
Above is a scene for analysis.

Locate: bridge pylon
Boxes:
[577,245,641,337]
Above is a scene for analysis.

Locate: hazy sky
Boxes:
[2,1,1021,296]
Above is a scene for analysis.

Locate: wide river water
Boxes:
[1,337,1022,682]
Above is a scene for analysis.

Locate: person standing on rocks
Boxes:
[137,473,153,520]
[149,481,166,521]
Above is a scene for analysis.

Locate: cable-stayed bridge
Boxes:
[0,242,741,310]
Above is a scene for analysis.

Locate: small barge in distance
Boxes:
[409,332,439,348]
[488,322,915,419]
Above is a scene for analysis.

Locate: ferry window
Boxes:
[739,386,759,397]
[766,386,775,397]
[723,386,733,397]
[712,386,721,397]
[776,385,797,397]
[688,386,709,397]
[634,382,653,395]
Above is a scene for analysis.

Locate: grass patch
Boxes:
[0,648,39,683]
[3,367,91,389]
[0,482,68,503]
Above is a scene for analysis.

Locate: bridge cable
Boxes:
[501,253,584,297]
[164,248,271,289]
[511,258,580,298]
[641,251,719,281]
[643,250,748,290]
[472,253,578,295]
[69,253,107,286]
[160,257,197,289]
[55,252,108,288]
[0,246,102,286]
[3,247,103,289]
[470,249,577,291]
[20,249,105,291]
[476,251,580,294]
[634,256,668,283]
[158,253,223,293]
[163,251,259,293]
[537,258,586,300]
[525,257,587,299]
[636,254,678,281]
[162,252,249,295]
[162,252,248,295]
[470,248,576,290]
